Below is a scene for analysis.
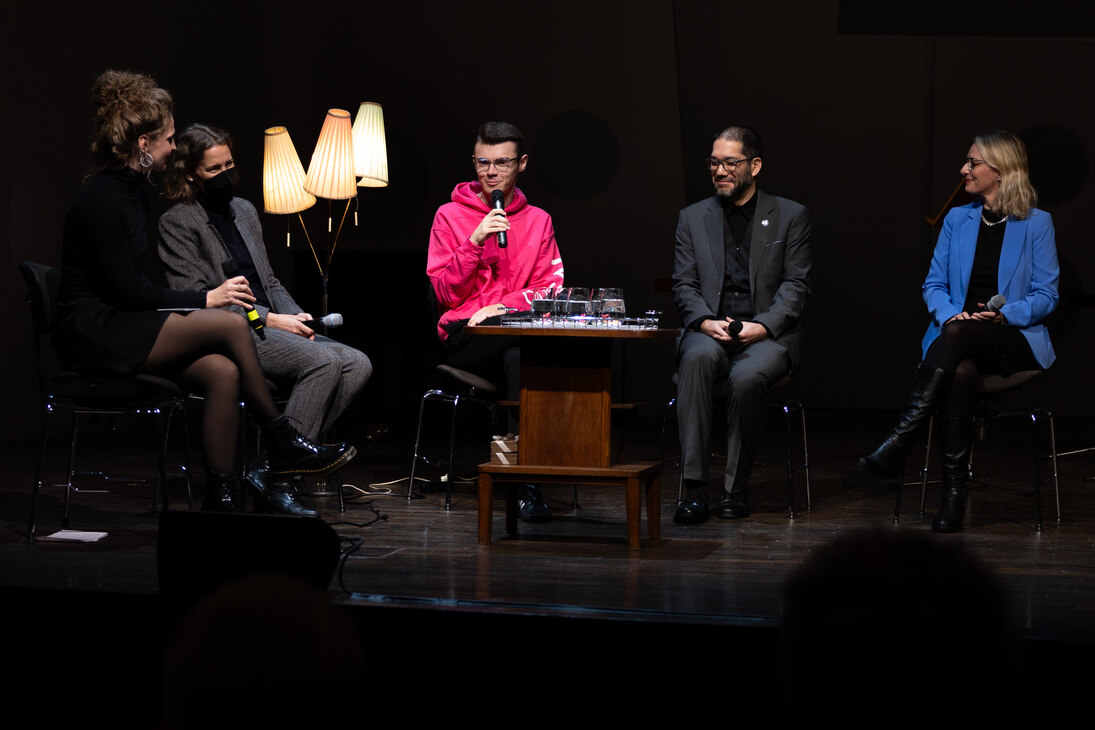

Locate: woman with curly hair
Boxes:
[55,69,356,513]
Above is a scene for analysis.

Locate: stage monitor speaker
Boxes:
[156,510,341,600]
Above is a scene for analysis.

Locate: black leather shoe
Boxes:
[266,482,319,517]
[265,418,357,478]
[202,468,242,512]
[674,486,710,524]
[519,484,552,522]
[715,490,750,519]
[243,452,272,513]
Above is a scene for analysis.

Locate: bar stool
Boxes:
[893,370,1060,531]
[661,373,811,518]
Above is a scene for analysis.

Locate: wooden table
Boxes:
[470,324,677,549]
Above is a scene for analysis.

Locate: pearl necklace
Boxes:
[981,212,1007,227]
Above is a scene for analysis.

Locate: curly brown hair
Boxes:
[89,69,174,172]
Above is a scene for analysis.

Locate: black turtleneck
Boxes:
[197,193,271,310]
[963,207,1007,313]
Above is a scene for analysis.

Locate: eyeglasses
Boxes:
[707,156,755,172]
[964,157,993,170]
[473,156,521,171]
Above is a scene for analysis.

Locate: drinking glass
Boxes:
[598,288,626,319]
[531,287,554,325]
[565,287,592,317]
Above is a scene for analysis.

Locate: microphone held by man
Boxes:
[491,189,508,248]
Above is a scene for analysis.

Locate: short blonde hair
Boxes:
[975,130,1037,219]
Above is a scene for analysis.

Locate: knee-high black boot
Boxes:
[858,364,949,480]
[262,416,357,479]
[932,416,973,533]
[202,468,241,512]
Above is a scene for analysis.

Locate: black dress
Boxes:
[54,168,206,375]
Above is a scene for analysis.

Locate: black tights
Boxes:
[922,320,1007,419]
[142,310,280,473]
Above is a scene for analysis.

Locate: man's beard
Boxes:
[714,171,754,203]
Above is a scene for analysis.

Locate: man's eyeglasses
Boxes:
[964,157,992,170]
[473,156,520,171]
[707,157,755,172]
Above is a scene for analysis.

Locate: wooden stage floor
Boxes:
[2,407,1094,727]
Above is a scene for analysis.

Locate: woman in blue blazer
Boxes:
[859,131,1060,532]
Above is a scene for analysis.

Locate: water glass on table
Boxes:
[597,287,626,326]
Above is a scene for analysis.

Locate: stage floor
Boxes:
[3,407,1095,727]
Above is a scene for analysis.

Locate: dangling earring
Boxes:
[139,149,154,171]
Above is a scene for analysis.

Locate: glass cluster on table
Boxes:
[501,286,660,329]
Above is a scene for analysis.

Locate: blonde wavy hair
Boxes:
[974,130,1038,219]
[88,69,174,172]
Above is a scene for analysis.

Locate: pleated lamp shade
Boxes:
[304,109,357,200]
[262,126,316,214]
[351,101,389,188]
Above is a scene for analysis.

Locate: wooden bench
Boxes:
[477,462,662,550]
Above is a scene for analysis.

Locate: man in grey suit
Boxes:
[158,124,373,516]
[672,125,811,524]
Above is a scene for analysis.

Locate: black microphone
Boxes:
[221,259,265,340]
[490,189,507,248]
[727,319,744,336]
[985,294,1006,313]
[298,313,344,329]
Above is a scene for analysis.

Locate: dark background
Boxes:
[3,0,1093,445]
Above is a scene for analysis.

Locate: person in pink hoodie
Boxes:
[427,121,565,521]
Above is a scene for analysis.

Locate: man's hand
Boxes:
[469,303,509,326]
[470,208,510,246]
[700,317,768,345]
[267,312,316,340]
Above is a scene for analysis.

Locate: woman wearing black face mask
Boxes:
[158,124,373,516]
[57,73,357,517]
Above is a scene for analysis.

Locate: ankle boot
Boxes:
[243,452,271,513]
[858,364,949,480]
[202,468,241,512]
[265,481,319,517]
[932,416,973,533]
[264,417,357,478]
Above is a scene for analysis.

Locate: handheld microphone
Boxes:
[985,294,1006,313]
[490,189,507,248]
[727,319,744,336]
[221,259,265,340]
[298,313,344,329]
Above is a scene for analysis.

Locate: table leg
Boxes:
[477,472,493,545]
[625,476,641,550]
[646,471,661,540]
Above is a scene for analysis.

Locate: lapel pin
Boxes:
[761,219,770,227]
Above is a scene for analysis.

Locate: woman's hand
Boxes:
[946,309,1006,325]
[470,208,509,246]
[206,276,255,309]
[267,312,316,340]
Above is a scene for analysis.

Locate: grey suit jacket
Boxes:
[157,198,303,320]
[671,189,811,369]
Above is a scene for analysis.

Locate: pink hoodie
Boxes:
[428,181,565,340]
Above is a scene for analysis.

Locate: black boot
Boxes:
[932,416,972,533]
[244,454,319,517]
[202,468,241,512]
[263,417,357,479]
[858,364,949,480]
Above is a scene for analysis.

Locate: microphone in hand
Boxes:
[298,313,344,329]
[490,189,507,248]
[985,294,1006,313]
[727,319,744,336]
[221,258,265,340]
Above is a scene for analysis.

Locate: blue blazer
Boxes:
[921,202,1060,369]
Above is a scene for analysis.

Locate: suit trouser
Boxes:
[256,328,373,441]
[676,332,791,495]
